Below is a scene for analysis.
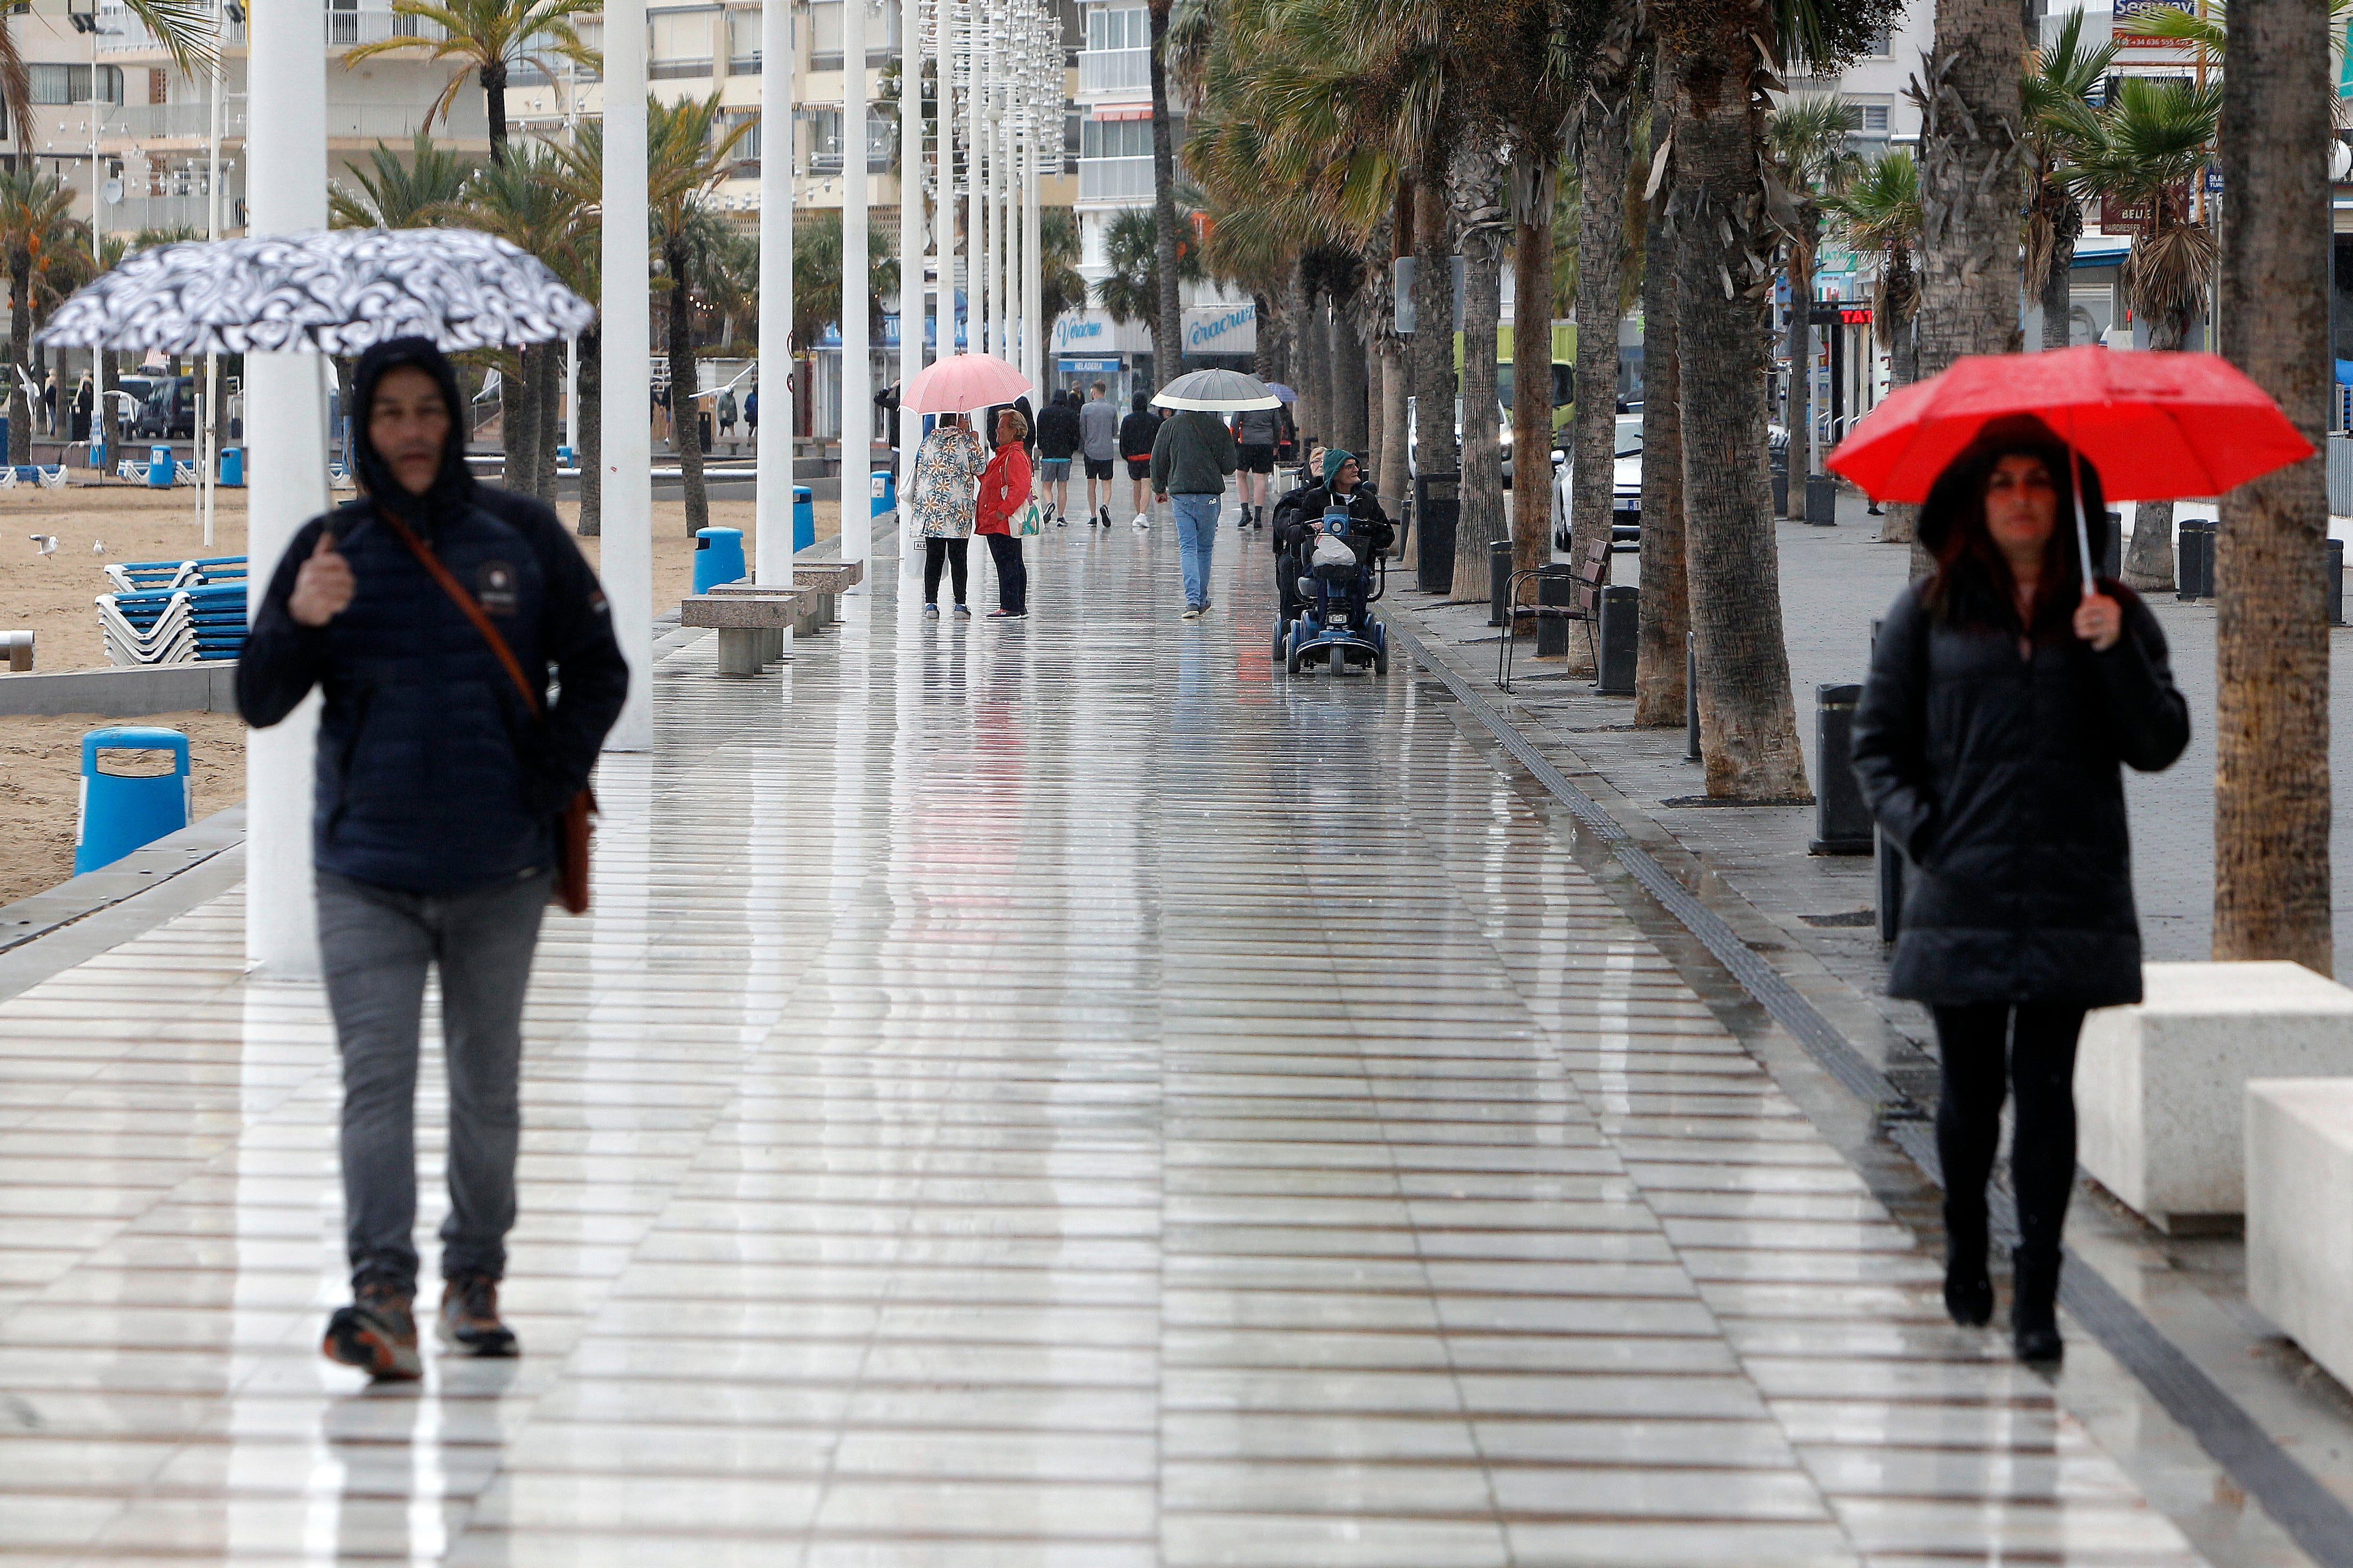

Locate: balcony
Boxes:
[97,0,444,54]
[105,99,463,146]
[1078,47,1148,97]
[109,191,230,233]
[1077,154,1151,202]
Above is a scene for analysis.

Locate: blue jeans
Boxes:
[1172,493,1220,608]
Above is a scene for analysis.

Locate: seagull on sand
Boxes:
[28,535,54,555]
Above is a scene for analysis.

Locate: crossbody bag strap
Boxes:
[374,506,543,721]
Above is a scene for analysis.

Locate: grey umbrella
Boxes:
[37,228,594,357]
[1151,367,1280,412]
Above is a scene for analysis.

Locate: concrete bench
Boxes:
[680,589,810,674]
[2246,1079,2353,1391]
[2077,961,2353,1231]
[786,560,865,626]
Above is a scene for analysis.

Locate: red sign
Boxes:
[2099,181,2191,231]
[1839,307,1873,325]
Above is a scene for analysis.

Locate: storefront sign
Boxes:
[1182,302,1255,355]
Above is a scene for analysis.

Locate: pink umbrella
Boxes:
[901,352,1032,415]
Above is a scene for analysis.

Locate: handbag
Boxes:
[1012,497,1044,538]
[375,507,596,915]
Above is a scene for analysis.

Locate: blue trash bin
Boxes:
[693,526,747,592]
[793,485,815,553]
[148,445,173,488]
[871,469,895,517]
[90,440,107,472]
[219,447,243,486]
[74,726,191,874]
[557,445,575,468]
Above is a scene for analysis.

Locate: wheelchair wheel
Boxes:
[1285,629,1302,676]
[1272,621,1288,661]
[1375,645,1390,676]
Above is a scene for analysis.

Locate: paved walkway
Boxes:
[0,512,2230,1563]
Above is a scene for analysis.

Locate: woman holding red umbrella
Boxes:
[1851,414,2189,1364]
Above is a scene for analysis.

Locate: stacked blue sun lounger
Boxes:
[95,556,250,665]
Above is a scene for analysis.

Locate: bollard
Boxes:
[2,629,30,672]
[1810,684,1873,855]
[1876,831,1906,942]
[1596,585,1638,694]
[793,485,815,552]
[2176,519,2214,601]
[692,527,747,592]
[2101,510,2123,580]
[74,726,190,874]
[2331,537,2344,628]
[872,469,894,517]
[1805,473,1837,526]
[1488,539,1513,628]
[1534,565,1573,657]
[1685,632,1700,761]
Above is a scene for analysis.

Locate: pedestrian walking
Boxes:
[1150,403,1238,619]
[71,375,92,445]
[1078,380,1118,528]
[974,406,1033,618]
[1229,402,1279,530]
[745,384,759,445]
[718,387,738,439]
[1035,389,1082,526]
[1851,414,2188,1365]
[42,371,58,437]
[1120,392,1165,532]
[237,337,629,1381]
[908,411,986,619]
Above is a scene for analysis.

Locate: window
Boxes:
[804,104,843,167]
[728,8,765,74]
[1865,26,1893,55]
[650,10,714,77]
[30,65,123,105]
[809,0,899,68]
[723,108,759,162]
[1079,117,1151,160]
[1085,6,1146,50]
[1860,104,1888,133]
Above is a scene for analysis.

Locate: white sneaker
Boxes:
[1132,512,1150,532]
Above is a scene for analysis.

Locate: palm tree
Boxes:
[547,123,606,534]
[331,132,478,229]
[1766,94,1860,511]
[1654,0,1893,800]
[1911,0,2025,401]
[1038,207,1086,339]
[0,4,214,192]
[1825,149,1923,390]
[343,0,599,164]
[2070,75,2222,590]
[0,170,81,464]
[1633,86,1686,728]
[646,93,755,535]
[2023,12,2114,352]
[791,211,900,365]
[1097,208,1199,360]
[2211,0,2336,968]
[1147,0,1187,379]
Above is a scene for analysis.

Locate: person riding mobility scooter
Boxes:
[1272,448,1394,676]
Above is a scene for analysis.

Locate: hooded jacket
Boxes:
[1035,395,1083,461]
[237,337,629,894]
[1148,408,1237,495]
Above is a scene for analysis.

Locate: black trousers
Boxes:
[923,536,969,605]
[1933,1002,2087,1268]
[984,532,1027,613]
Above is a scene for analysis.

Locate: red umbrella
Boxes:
[1826,345,2314,504]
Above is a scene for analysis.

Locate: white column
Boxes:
[897,0,922,478]
[755,0,795,588]
[603,0,654,747]
[1023,78,1042,393]
[991,86,1008,373]
[937,0,956,356]
[969,6,986,358]
[840,0,872,573]
[242,0,330,976]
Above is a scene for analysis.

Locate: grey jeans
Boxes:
[317,867,550,1296]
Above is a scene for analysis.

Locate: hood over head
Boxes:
[351,335,478,522]
[1132,391,1152,413]
[1323,448,1356,486]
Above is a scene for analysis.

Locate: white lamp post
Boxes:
[242,0,329,975]
[754,0,795,590]
[840,0,872,576]
[937,0,956,358]
[897,0,922,486]
[602,0,654,749]
[1022,49,1042,395]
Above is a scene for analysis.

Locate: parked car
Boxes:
[132,376,196,440]
[1404,396,1514,488]
[1551,414,1645,552]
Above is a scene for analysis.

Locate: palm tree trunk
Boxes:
[2214,0,2332,969]
[670,247,710,535]
[1301,288,1330,449]
[505,348,538,494]
[1252,291,1278,384]
[8,266,28,465]
[1571,89,1632,578]
[1453,221,1504,604]
[1331,293,1367,454]
[2123,306,2186,589]
[98,347,118,457]
[482,61,510,165]
[1783,224,1813,514]
[1912,0,2024,381]
[1669,28,1809,799]
[1146,0,1183,380]
[533,335,561,500]
[1635,94,1686,728]
[2040,191,2080,350]
[1410,176,1454,567]
[577,327,603,535]
[1376,337,1407,510]
[1510,192,1552,580]
[1881,250,1923,552]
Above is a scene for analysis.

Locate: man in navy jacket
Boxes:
[240,336,626,1379]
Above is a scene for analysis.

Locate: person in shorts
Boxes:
[1078,381,1119,527]
[1034,390,1082,526]
[1229,403,1280,530]
[1119,392,1165,530]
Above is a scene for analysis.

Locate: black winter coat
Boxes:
[1035,403,1083,461]
[1850,578,2189,1007]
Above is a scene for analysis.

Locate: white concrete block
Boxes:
[2246,1078,2353,1390]
[2076,961,2353,1229]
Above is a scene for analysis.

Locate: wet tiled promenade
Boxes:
[0,519,2214,1563]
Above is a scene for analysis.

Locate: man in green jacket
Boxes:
[1150,408,1238,619]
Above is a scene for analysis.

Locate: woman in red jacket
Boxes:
[974,406,1032,618]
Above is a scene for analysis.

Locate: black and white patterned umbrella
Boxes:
[37,228,594,357]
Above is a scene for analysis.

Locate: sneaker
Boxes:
[1132,512,1150,532]
[987,607,1023,618]
[1181,605,1203,621]
[953,603,972,619]
[923,603,940,620]
[1098,505,1111,529]
[437,1273,519,1358]
[323,1280,422,1380]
